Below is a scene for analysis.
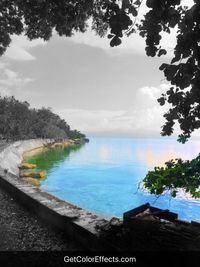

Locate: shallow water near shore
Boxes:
[25,137,200,221]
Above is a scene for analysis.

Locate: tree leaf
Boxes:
[110,36,122,47]
[134,0,141,6]
[107,34,114,39]
[158,49,167,57]
[129,5,138,16]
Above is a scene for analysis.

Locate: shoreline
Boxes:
[0,138,117,250]
[0,139,200,251]
[0,138,87,176]
[0,139,54,176]
[19,139,85,186]
[22,138,77,161]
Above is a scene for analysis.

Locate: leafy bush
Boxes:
[143,156,200,199]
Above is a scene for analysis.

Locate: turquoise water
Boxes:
[40,137,200,221]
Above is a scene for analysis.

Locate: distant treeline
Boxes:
[0,95,85,141]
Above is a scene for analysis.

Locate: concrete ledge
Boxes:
[0,139,54,175]
[0,140,118,251]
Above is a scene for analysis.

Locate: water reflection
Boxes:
[99,145,109,161]
[26,137,200,221]
[136,139,200,168]
[137,148,179,168]
[25,144,84,175]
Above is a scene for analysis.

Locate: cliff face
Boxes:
[0,139,53,175]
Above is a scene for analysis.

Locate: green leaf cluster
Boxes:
[143,155,200,199]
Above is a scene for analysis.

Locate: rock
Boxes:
[109,217,123,227]
[51,143,64,148]
[74,139,81,145]
[135,208,159,221]
[18,163,37,170]
[95,219,110,231]
[22,177,40,186]
[95,218,122,233]
[20,170,47,179]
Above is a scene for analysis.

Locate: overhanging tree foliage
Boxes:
[1,0,199,141]
[1,0,200,198]
[143,156,200,198]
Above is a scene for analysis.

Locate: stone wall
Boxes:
[0,138,114,250]
[0,139,53,175]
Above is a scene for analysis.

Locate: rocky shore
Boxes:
[0,139,54,176]
[0,140,82,251]
[0,138,114,252]
[19,139,77,185]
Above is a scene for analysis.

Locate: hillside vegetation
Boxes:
[0,95,85,141]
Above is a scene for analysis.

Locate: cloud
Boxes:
[71,0,188,58]
[2,0,194,60]
[71,23,176,58]
[0,64,33,97]
[71,29,147,56]
[56,84,171,137]
[71,0,194,57]
[4,35,46,61]
[0,69,32,87]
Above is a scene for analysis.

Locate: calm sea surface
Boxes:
[26,137,200,221]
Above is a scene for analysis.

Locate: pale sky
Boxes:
[0,0,195,138]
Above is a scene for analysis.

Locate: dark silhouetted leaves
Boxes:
[0,0,199,143]
[110,36,122,47]
[146,0,157,9]
[1,0,200,197]
[107,34,114,39]
[134,0,141,5]
[129,6,138,17]
[158,49,167,57]
[157,97,165,106]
